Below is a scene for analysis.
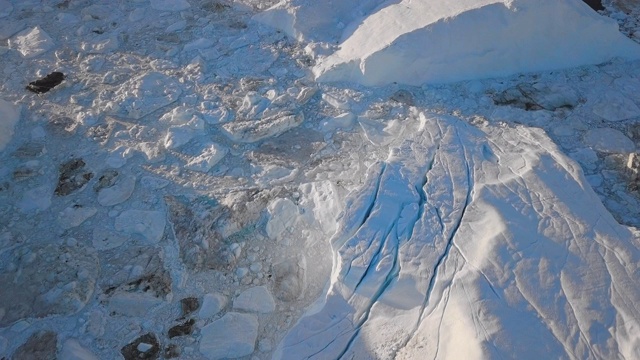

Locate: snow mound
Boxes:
[261,0,640,85]
[275,112,640,359]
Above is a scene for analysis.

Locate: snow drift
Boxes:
[274,112,640,359]
[257,0,640,85]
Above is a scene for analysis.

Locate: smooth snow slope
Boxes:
[260,0,640,85]
[275,111,640,359]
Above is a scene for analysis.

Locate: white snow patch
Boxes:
[0,99,20,152]
[9,26,55,58]
[199,312,258,360]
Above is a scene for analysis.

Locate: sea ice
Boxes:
[114,210,166,244]
[150,0,191,11]
[584,128,637,153]
[233,286,276,313]
[198,293,227,319]
[58,205,98,229]
[591,90,640,121]
[0,99,20,152]
[59,339,99,360]
[199,312,258,360]
[97,175,136,206]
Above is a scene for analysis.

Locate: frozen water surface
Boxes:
[0,0,639,359]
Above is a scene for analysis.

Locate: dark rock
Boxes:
[203,1,230,12]
[12,331,57,360]
[180,297,200,316]
[13,142,45,159]
[493,83,579,111]
[101,247,172,299]
[13,167,37,181]
[164,344,180,358]
[168,319,195,338]
[121,333,160,360]
[104,273,172,298]
[55,158,94,196]
[26,72,65,94]
[582,0,604,11]
[94,169,119,192]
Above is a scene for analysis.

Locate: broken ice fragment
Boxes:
[584,128,636,154]
[185,143,228,173]
[199,313,258,360]
[9,26,55,58]
[114,210,166,244]
[97,175,136,206]
[58,205,98,229]
[221,112,304,143]
[233,286,275,313]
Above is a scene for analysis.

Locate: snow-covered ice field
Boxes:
[1,0,640,359]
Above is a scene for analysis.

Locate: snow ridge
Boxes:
[275,112,640,359]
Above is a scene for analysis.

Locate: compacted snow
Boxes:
[0,0,639,359]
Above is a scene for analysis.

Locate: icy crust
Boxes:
[259,0,640,85]
[275,112,640,359]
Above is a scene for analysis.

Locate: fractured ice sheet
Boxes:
[275,112,640,359]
